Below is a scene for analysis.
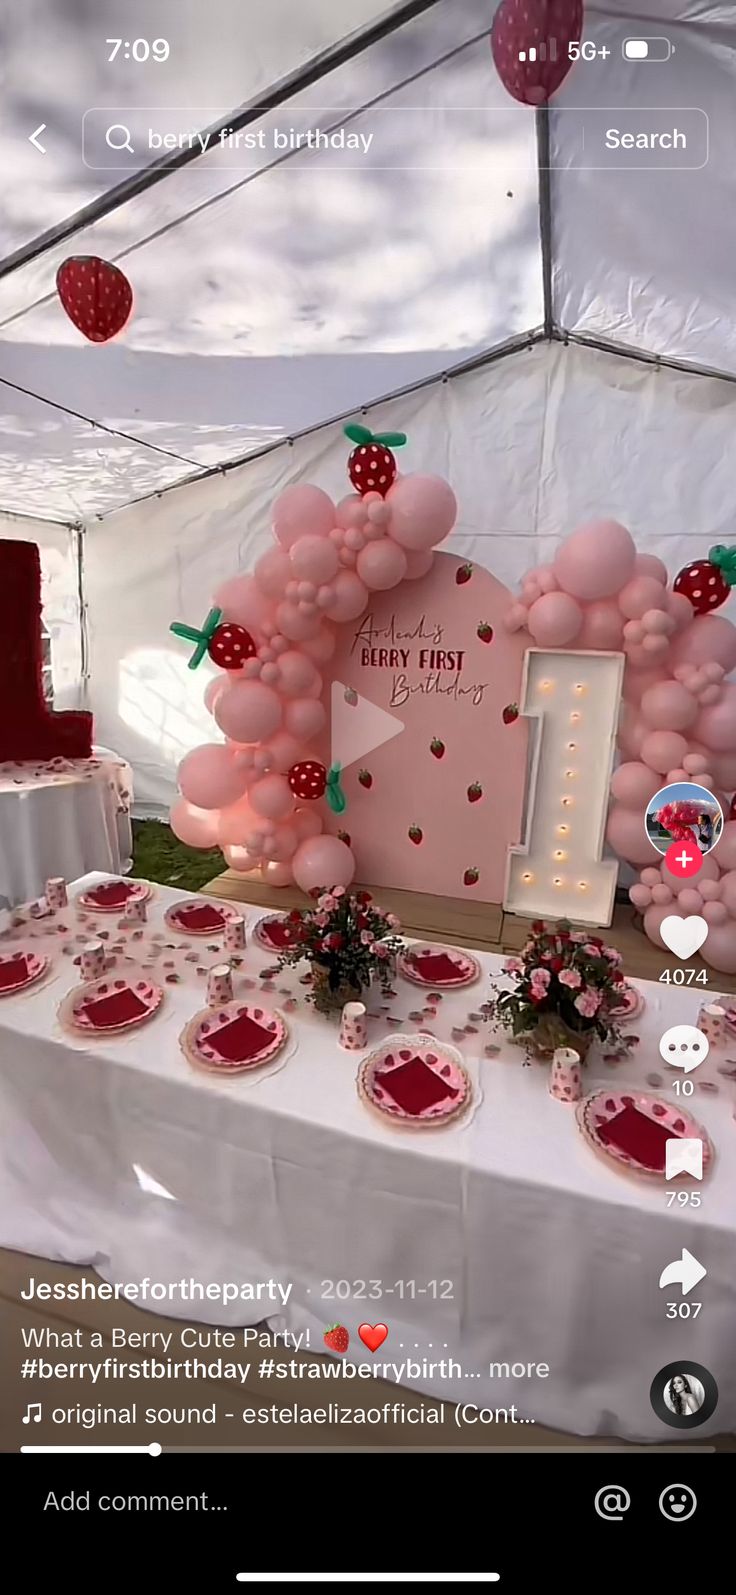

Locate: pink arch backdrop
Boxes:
[170,443,736,974]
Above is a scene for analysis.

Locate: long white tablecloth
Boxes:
[0,758,133,906]
[0,874,734,1442]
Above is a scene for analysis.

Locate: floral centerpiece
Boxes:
[275,887,403,1015]
[487,920,631,1063]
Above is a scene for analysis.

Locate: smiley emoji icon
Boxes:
[659,1484,697,1522]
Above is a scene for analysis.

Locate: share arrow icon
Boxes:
[658,1248,707,1296]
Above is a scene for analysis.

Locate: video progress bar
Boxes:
[235,1578,501,1585]
[22,1444,162,1455]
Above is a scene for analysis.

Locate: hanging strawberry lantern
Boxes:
[673,545,736,615]
[491,0,584,106]
[288,760,347,813]
[170,608,257,670]
[56,256,133,342]
[344,424,407,498]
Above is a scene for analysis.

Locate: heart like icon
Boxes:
[660,915,709,961]
[358,1322,389,1353]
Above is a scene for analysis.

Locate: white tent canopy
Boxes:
[1,0,734,806]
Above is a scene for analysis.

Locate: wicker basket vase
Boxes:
[516,1013,596,1064]
[310,961,363,1016]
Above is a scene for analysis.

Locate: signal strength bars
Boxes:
[518,38,558,62]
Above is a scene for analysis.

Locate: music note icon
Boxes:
[22,1403,42,1424]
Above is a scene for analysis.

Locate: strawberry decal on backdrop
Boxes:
[456,563,473,586]
[463,866,479,887]
[673,545,736,614]
[358,768,373,789]
[56,256,133,342]
[467,782,483,804]
[477,622,494,644]
[430,737,445,760]
[408,824,423,845]
[502,703,519,725]
[344,424,407,497]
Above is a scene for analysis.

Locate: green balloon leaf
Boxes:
[326,764,347,815]
[374,431,407,448]
[709,544,736,586]
[169,606,223,670]
[344,423,373,445]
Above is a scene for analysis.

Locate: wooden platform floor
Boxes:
[203,869,736,994]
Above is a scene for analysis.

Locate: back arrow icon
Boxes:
[658,1248,707,1296]
[29,124,47,154]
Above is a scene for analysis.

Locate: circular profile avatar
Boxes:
[664,1373,705,1418]
[645,781,723,858]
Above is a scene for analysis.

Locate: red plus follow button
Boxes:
[664,839,702,879]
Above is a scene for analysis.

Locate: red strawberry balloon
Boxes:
[288,760,327,801]
[491,0,583,106]
[208,623,257,670]
[673,545,736,615]
[56,256,133,342]
[344,424,407,498]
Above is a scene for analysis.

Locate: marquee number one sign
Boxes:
[504,649,625,927]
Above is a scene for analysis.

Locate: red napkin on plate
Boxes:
[0,956,29,990]
[410,952,461,983]
[262,921,294,947]
[207,1013,275,1063]
[81,988,148,1028]
[88,881,133,907]
[176,904,225,932]
[597,1104,676,1171]
[376,1055,458,1115]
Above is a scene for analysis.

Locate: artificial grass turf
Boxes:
[132,819,223,891]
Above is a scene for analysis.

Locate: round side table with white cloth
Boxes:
[0,755,133,906]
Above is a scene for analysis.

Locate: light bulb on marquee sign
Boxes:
[504,649,624,926]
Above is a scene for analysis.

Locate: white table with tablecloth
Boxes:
[0,873,734,1442]
[0,756,133,907]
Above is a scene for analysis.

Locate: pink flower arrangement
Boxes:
[488,920,630,1062]
[275,888,403,1014]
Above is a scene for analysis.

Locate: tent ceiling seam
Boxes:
[0,374,204,467]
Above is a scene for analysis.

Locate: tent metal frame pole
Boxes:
[0,0,446,282]
[554,327,736,389]
[535,107,554,338]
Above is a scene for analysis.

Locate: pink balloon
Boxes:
[203,676,225,713]
[267,821,299,861]
[213,574,273,634]
[610,762,660,807]
[249,773,295,822]
[275,600,322,642]
[260,860,294,886]
[214,680,282,743]
[619,576,669,621]
[335,494,366,530]
[713,821,736,872]
[292,807,324,840]
[622,664,668,703]
[284,697,326,740]
[606,805,658,865]
[357,539,408,590]
[505,602,529,633]
[707,751,736,789]
[641,867,662,886]
[169,797,221,848]
[290,535,340,585]
[617,705,649,761]
[403,549,434,580]
[577,600,624,649]
[264,730,306,773]
[642,904,669,948]
[699,920,736,973]
[302,626,337,663]
[273,485,335,550]
[693,684,736,751]
[670,614,736,673]
[634,553,668,583]
[639,730,689,773]
[682,752,708,775]
[641,681,697,732]
[661,850,719,890]
[699,878,722,901]
[277,649,320,698]
[254,547,291,599]
[178,744,249,811]
[527,591,583,646]
[651,883,674,905]
[667,591,694,629]
[292,833,356,894]
[387,474,457,551]
[702,900,728,926]
[223,844,260,873]
[325,571,369,623]
[678,888,704,915]
[217,798,258,846]
[642,608,673,636]
[553,519,636,600]
[629,883,653,909]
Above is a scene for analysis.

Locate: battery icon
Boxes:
[623,37,673,61]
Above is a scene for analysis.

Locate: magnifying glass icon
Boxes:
[105,123,134,153]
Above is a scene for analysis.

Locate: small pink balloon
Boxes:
[387,474,457,551]
[667,591,695,629]
[277,649,320,698]
[213,574,274,634]
[693,683,736,751]
[302,626,337,664]
[702,899,728,926]
[629,883,653,909]
[203,676,225,713]
[641,634,669,657]
[317,584,336,608]
[699,878,722,901]
[666,768,689,783]
[670,614,736,673]
[264,730,306,773]
[290,535,340,585]
[292,807,324,840]
[634,553,668,583]
[678,888,704,915]
[505,602,529,633]
[260,662,279,685]
[367,501,391,526]
[617,705,649,761]
[403,549,434,581]
[624,620,645,646]
[697,684,722,706]
[254,546,291,599]
[577,600,624,650]
[622,664,668,704]
[641,680,698,732]
[214,680,282,744]
[639,730,689,773]
[267,821,299,861]
[178,744,248,811]
[223,845,260,873]
[325,571,369,623]
[619,575,669,621]
[642,608,674,636]
[335,494,365,530]
[249,772,295,822]
[217,798,258,846]
[553,519,636,600]
[169,797,221,848]
[651,883,674,905]
[607,805,658,865]
[357,539,408,591]
[610,762,660,808]
[284,697,327,740]
[699,919,736,973]
[345,528,366,553]
[339,548,357,568]
[275,599,322,641]
[641,867,662,886]
[683,753,708,775]
[713,821,736,872]
[292,833,356,894]
[707,751,736,789]
[253,747,271,772]
[534,564,559,595]
[260,859,294,886]
[527,591,583,647]
[273,484,335,550]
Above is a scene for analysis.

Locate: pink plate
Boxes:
[359,1033,471,1127]
[576,1089,714,1181]
[65,975,164,1032]
[186,1002,286,1071]
[398,944,480,989]
[0,948,49,996]
[253,914,301,952]
[608,983,645,1022]
[164,899,241,937]
[77,879,151,913]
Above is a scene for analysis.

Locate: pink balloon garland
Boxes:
[172,444,458,892]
